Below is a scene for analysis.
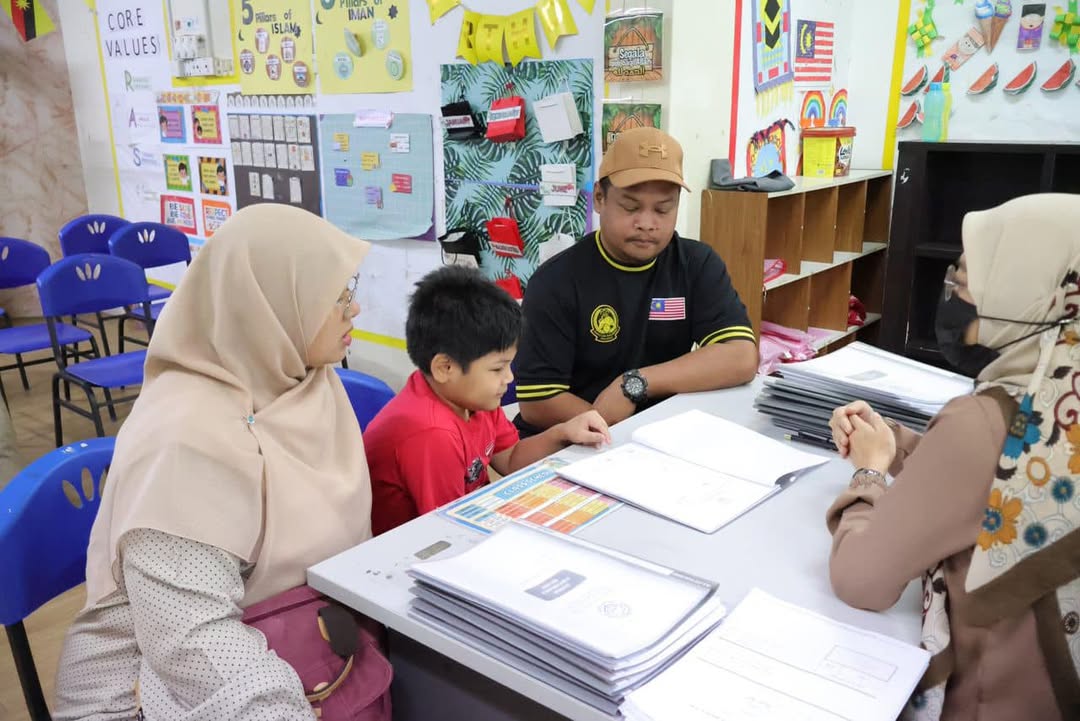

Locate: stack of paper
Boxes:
[557,410,828,533]
[408,523,727,715]
[622,588,931,721]
[756,342,973,446]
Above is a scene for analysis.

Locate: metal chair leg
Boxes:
[102,387,117,422]
[15,352,29,390]
[52,375,63,446]
[95,312,112,356]
[5,621,50,721]
[86,386,107,437]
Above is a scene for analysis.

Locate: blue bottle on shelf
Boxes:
[922,83,945,142]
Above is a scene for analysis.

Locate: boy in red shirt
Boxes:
[365,267,610,535]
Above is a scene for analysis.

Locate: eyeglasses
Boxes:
[943,264,962,301]
[336,273,359,319]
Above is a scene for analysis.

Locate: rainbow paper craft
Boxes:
[800,91,826,128]
[828,89,849,126]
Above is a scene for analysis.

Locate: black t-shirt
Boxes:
[514,231,754,418]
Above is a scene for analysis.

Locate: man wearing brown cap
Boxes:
[514,127,757,434]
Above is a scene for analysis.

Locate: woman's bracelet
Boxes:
[851,467,887,490]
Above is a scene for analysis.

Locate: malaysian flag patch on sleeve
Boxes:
[649,297,686,321]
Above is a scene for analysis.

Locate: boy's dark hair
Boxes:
[216,164,225,174]
[177,162,188,172]
[406,266,523,374]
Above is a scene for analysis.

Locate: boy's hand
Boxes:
[559,410,612,448]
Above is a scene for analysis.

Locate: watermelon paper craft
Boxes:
[924,65,951,93]
[1041,59,1076,91]
[902,65,929,95]
[1004,62,1038,94]
[968,63,1000,94]
[897,99,922,129]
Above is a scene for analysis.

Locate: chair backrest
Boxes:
[0,437,115,625]
[58,214,130,257]
[108,222,192,270]
[0,237,51,291]
[37,254,151,319]
[334,367,395,432]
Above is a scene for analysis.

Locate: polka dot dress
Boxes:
[54,529,316,720]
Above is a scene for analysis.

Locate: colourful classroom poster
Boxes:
[164,154,193,192]
[202,199,233,237]
[160,195,198,235]
[604,10,663,82]
[233,0,314,95]
[158,105,186,143]
[192,105,222,144]
[601,102,661,152]
[199,156,229,196]
[314,0,413,93]
[440,463,623,536]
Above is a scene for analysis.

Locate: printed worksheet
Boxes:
[623,589,930,721]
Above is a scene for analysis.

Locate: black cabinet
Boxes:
[880,141,1080,367]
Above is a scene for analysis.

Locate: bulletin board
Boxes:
[441,59,593,286]
[894,1,1080,142]
[227,111,322,214]
[319,113,435,241]
[729,0,855,176]
[86,0,606,346]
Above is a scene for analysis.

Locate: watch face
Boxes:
[625,376,645,396]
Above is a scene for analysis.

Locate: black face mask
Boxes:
[936,291,1074,378]
[935,294,1000,378]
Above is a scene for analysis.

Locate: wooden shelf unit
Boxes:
[881,141,1080,368]
[700,169,893,355]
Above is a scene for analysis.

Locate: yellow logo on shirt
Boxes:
[590,304,620,343]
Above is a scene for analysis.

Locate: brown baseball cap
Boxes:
[598,127,690,191]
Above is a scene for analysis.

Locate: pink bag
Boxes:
[242,585,393,721]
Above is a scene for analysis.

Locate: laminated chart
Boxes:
[441,463,622,535]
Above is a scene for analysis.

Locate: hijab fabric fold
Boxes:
[84,204,372,608]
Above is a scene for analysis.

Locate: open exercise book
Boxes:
[558,410,828,533]
[622,588,931,721]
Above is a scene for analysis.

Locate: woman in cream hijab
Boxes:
[55,204,372,720]
[827,194,1079,721]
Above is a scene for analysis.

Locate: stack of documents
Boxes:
[755,342,973,446]
[408,523,728,714]
[622,588,931,721]
[557,409,828,533]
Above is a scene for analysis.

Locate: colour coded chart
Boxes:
[440,463,622,536]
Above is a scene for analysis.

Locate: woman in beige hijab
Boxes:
[827,194,1080,721]
[54,204,372,720]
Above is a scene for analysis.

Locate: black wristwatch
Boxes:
[621,369,648,405]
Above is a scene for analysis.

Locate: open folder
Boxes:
[558,410,828,533]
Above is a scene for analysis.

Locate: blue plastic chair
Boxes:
[108,222,192,352]
[0,437,115,721]
[334,367,395,432]
[0,238,98,406]
[58,215,132,357]
[38,255,154,446]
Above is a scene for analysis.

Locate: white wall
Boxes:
[894,1,1080,144]
[847,0,901,169]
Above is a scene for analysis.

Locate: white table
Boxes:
[308,379,922,721]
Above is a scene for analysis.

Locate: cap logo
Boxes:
[639,142,668,159]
